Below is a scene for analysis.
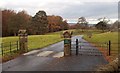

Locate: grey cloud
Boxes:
[58,2,118,19]
[3,1,118,22]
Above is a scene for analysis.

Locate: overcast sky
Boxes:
[1,0,119,24]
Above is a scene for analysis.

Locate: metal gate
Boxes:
[71,39,111,56]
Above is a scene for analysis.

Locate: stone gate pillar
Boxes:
[18,29,28,53]
[63,31,72,56]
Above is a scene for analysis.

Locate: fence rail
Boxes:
[0,41,19,56]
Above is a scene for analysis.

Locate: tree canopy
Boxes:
[95,21,108,32]
[2,10,31,36]
[2,9,69,37]
[47,15,69,32]
[31,11,48,35]
[76,17,88,31]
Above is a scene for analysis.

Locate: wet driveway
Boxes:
[2,35,108,71]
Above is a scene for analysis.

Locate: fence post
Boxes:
[1,43,3,56]
[17,41,19,51]
[108,40,111,56]
[76,39,78,55]
[10,42,12,53]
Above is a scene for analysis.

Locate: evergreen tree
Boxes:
[32,11,48,34]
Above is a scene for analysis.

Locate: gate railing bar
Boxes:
[108,40,111,56]
[77,41,107,44]
[76,39,78,55]
[71,50,104,54]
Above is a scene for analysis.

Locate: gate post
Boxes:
[108,40,111,56]
[18,29,28,53]
[76,39,78,55]
[63,31,72,56]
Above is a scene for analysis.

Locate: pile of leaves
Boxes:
[94,54,119,73]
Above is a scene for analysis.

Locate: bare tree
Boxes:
[77,17,88,32]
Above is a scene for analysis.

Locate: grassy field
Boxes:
[28,34,63,50]
[72,29,105,35]
[84,32,118,43]
[83,32,118,55]
[2,31,64,51]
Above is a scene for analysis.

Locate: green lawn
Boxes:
[83,32,118,51]
[28,34,63,50]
